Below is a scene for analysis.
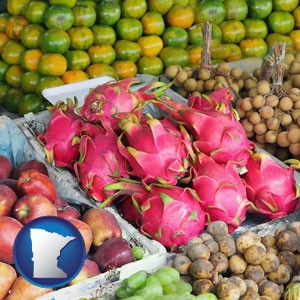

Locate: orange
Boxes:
[226,43,243,62]
[293,6,300,28]
[137,56,164,76]
[159,46,189,67]
[114,40,141,63]
[36,76,64,96]
[140,11,165,36]
[290,30,300,50]
[239,38,268,57]
[121,0,147,18]
[44,4,74,31]
[20,24,45,49]
[64,50,91,70]
[24,1,49,24]
[0,13,9,32]
[3,88,24,113]
[162,26,189,49]
[0,32,9,53]
[187,45,202,65]
[211,43,231,60]
[0,83,9,105]
[91,24,116,46]
[72,5,97,27]
[86,63,117,79]
[87,44,116,65]
[147,0,175,15]
[96,0,121,26]
[5,65,24,88]
[137,35,163,57]
[7,0,31,16]
[20,49,43,71]
[18,93,43,116]
[112,60,137,80]
[165,4,195,29]
[61,70,89,84]
[5,15,29,39]
[265,33,293,52]
[219,20,246,44]
[38,53,67,76]
[0,59,9,82]
[21,71,42,93]
[115,18,143,42]
[2,40,25,65]
[68,26,94,50]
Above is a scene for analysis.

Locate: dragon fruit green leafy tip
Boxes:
[192,153,251,233]
[242,152,300,220]
[73,118,129,204]
[38,98,84,170]
[77,77,170,130]
[117,113,193,186]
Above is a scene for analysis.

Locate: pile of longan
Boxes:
[172,220,300,300]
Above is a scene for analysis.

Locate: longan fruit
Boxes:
[241,71,251,80]
[183,78,197,92]
[196,80,204,92]
[248,111,261,124]
[264,130,277,144]
[265,94,279,107]
[183,66,193,78]
[236,107,246,119]
[279,96,293,111]
[293,99,300,109]
[290,60,300,74]
[215,62,230,75]
[280,113,293,127]
[288,88,300,101]
[252,95,265,109]
[231,83,239,94]
[165,65,181,79]
[176,87,189,98]
[298,115,300,126]
[204,79,216,91]
[254,122,267,135]
[239,98,253,112]
[175,70,189,85]
[289,142,300,156]
[253,67,261,78]
[257,80,271,95]
[277,131,290,148]
[260,106,274,119]
[284,52,295,64]
[287,127,300,144]
[292,74,300,88]
[198,68,211,81]
[244,78,257,90]
[283,80,293,91]
[230,67,243,79]
[266,117,280,131]
[242,118,254,133]
[191,91,201,97]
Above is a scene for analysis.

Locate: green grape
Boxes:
[152,267,180,286]
[134,280,163,299]
[156,295,188,300]
[176,280,193,295]
[162,282,178,295]
[115,286,131,299]
[131,246,145,260]
[195,293,218,300]
[127,270,148,290]
[146,274,162,286]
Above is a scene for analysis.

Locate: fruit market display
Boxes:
[2,0,300,115]
[0,154,147,299]
[110,220,300,300]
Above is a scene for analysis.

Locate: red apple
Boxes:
[5,276,53,300]
[0,155,13,180]
[57,205,81,220]
[68,218,93,254]
[0,179,18,194]
[0,262,17,299]
[68,259,101,285]
[12,159,49,179]
[0,216,23,264]
[91,237,135,272]
[13,194,57,225]
[0,184,18,217]
[81,208,122,247]
[16,170,57,203]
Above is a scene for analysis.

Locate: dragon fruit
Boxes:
[192,153,251,233]
[73,117,129,204]
[138,184,206,251]
[152,94,254,167]
[77,77,169,130]
[117,114,193,185]
[38,98,84,169]
[242,151,300,220]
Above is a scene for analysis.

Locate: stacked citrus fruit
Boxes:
[1,0,300,115]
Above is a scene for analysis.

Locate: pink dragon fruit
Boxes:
[38,98,84,169]
[77,77,169,130]
[242,151,300,220]
[138,184,206,251]
[73,117,129,204]
[152,94,254,167]
[117,114,193,185]
[192,153,251,233]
